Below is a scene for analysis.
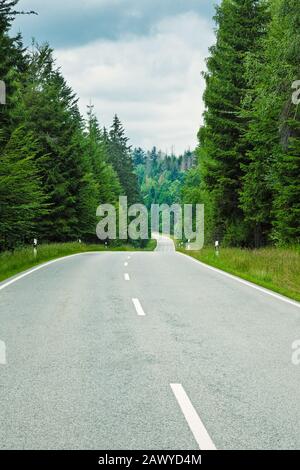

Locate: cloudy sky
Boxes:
[13,0,219,154]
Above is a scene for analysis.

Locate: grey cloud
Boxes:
[55,12,214,153]
[10,1,218,152]
[12,0,218,47]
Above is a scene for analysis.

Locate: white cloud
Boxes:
[55,12,214,154]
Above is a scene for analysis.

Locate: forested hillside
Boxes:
[132,147,194,208]
[0,0,139,251]
[184,0,300,248]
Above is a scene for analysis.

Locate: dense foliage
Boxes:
[186,0,300,247]
[132,147,194,208]
[0,1,140,250]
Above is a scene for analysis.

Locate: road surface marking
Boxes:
[0,340,6,365]
[124,262,128,267]
[124,273,130,281]
[127,256,131,260]
[177,252,300,309]
[132,298,146,316]
[170,384,216,450]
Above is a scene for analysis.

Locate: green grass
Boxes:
[178,245,300,302]
[0,240,157,283]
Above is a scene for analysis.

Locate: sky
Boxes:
[12,0,219,154]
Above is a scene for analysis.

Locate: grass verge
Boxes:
[0,240,157,283]
[178,245,300,302]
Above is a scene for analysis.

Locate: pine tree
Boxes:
[149,146,158,178]
[108,115,140,205]
[271,0,300,244]
[86,105,121,206]
[16,44,94,241]
[198,0,269,245]
[240,0,300,245]
[0,0,27,138]
[132,147,146,166]
[0,127,47,250]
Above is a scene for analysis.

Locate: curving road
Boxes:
[0,236,300,450]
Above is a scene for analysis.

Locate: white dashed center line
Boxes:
[170,384,216,450]
[124,273,130,281]
[132,298,146,316]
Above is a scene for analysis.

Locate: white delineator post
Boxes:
[0,80,6,105]
[33,238,38,258]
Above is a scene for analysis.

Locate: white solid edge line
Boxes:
[132,298,146,316]
[176,251,300,309]
[0,252,102,292]
[170,384,216,451]
[124,273,130,281]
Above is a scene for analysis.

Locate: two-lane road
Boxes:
[0,236,300,449]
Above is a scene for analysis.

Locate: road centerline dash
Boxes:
[124,273,130,281]
[170,383,216,450]
[132,298,146,316]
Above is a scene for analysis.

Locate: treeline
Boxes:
[0,0,139,251]
[184,0,300,247]
[132,147,194,208]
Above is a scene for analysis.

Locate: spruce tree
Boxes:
[271,0,300,244]
[16,44,93,241]
[240,0,300,245]
[198,0,269,245]
[86,106,121,206]
[108,115,140,205]
[0,127,47,250]
[0,0,27,138]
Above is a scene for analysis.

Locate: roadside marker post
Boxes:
[0,80,6,105]
[215,240,219,256]
[33,238,38,259]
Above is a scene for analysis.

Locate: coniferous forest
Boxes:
[183,0,300,248]
[0,0,299,253]
[0,1,140,251]
[132,147,194,208]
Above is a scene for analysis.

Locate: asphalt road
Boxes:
[0,236,300,450]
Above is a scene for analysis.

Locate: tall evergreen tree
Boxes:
[240,0,300,245]
[108,115,140,205]
[0,127,47,249]
[15,44,95,241]
[86,105,121,207]
[132,147,146,167]
[0,0,27,138]
[271,0,300,244]
[198,0,269,245]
